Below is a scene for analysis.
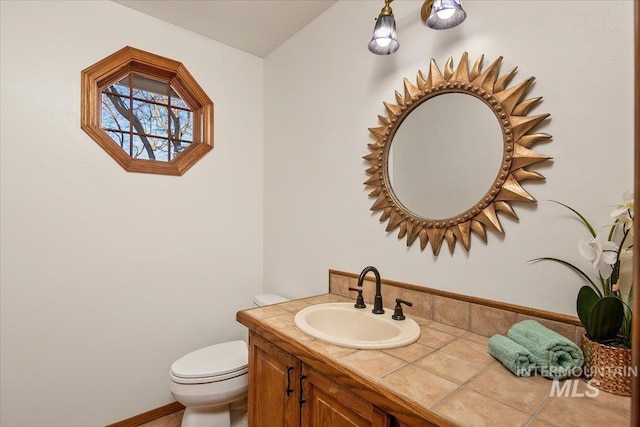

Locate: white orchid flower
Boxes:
[617,247,634,299]
[578,233,618,276]
[611,190,634,223]
[610,190,634,241]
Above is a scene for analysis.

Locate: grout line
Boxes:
[429,291,434,320]
[527,394,553,426]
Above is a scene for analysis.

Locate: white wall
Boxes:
[0,0,635,425]
[0,1,263,426]
[263,1,634,314]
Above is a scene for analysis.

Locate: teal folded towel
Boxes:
[507,320,584,380]
[488,334,536,377]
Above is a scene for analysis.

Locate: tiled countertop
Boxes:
[239,294,632,427]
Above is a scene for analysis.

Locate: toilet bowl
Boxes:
[170,294,287,427]
[170,340,248,427]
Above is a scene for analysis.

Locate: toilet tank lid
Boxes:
[253,294,288,306]
[171,340,248,379]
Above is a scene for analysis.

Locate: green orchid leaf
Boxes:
[622,313,632,348]
[529,257,601,296]
[588,297,624,342]
[621,286,633,347]
[576,286,599,333]
[548,200,597,237]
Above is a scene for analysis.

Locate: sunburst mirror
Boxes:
[364,52,551,255]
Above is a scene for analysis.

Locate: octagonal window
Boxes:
[81,47,213,175]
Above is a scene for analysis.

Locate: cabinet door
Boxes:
[248,333,300,427]
[301,365,389,427]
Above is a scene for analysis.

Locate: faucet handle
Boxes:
[392,298,413,320]
[348,287,366,309]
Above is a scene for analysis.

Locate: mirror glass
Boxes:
[389,93,503,219]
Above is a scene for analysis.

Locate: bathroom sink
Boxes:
[294,302,420,349]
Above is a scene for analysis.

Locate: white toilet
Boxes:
[169,294,288,427]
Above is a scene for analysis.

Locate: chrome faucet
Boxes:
[358,266,384,314]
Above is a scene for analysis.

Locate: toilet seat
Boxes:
[170,340,248,385]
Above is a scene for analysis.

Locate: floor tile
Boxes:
[138,411,182,427]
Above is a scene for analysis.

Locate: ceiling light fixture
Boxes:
[368,0,467,55]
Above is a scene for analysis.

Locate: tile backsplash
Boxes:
[328,270,583,344]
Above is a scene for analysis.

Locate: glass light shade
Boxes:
[426,0,466,30]
[368,15,399,55]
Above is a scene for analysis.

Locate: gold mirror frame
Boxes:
[364,52,551,255]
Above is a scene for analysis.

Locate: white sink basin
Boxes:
[294,302,421,349]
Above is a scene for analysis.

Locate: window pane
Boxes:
[103,75,130,96]
[152,137,170,161]
[102,93,131,131]
[132,135,148,159]
[106,130,130,155]
[133,135,169,162]
[172,141,190,158]
[171,108,193,142]
[132,100,168,139]
[170,86,189,109]
[132,74,169,104]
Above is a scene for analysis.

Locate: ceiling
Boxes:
[113,0,337,58]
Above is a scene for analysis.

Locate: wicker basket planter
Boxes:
[581,334,632,396]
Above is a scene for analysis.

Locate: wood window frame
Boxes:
[81,46,213,175]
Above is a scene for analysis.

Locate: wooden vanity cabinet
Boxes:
[248,332,300,427]
[302,365,390,427]
[248,332,390,427]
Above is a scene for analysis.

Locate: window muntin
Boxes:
[100,73,193,162]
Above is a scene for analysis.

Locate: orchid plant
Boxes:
[532,191,634,348]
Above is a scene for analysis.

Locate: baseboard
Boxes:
[106,401,185,427]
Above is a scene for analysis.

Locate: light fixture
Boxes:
[367,0,399,55]
[423,0,467,30]
[368,0,466,55]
